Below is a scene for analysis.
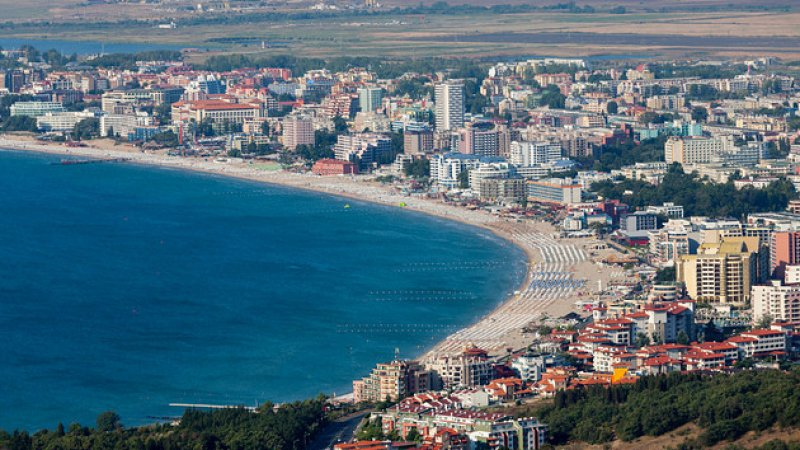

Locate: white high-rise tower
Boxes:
[435,80,465,131]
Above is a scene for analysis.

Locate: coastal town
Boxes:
[3,42,800,449]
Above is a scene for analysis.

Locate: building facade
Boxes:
[677,237,761,305]
[526,179,583,205]
[435,80,465,131]
[282,115,315,150]
[353,360,431,403]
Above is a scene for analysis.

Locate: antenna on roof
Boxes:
[394,347,400,361]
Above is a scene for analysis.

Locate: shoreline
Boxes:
[0,136,628,383]
[0,136,543,323]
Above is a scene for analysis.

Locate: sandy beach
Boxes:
[0,135,635,358]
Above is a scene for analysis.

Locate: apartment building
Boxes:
[358,87,383,112]
[728,329,786,359]
[477,177,526,205]
[425,347,492,389]
[526,179,583,205]
[619,211,659,239]
[645,202,685,219]
[770,231,800,279]
[664,135,733,165]
[468,162,514,192]
[429,153,485,190]
[100,112,155,138]
[353,360,431,403]
[10,101,66,117]
[435,80,465,131]
[677,236,761,305]
[458,124,504,157]
[37,111,98,132]
[403,127,434,155]
[379,405,547,450]
[509,141,563,167]
[648,220,690,267]
[334,133,393,170]
[282,115,314,150]
[752,278,800,324]
[172,100,261,127]
[646,95,685,111]
[511,354,546,383]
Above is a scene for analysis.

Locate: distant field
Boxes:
[0,0,84,20]
[1,3,799,61]
[381,0,797,9]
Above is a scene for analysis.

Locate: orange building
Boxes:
[312,158,358,176]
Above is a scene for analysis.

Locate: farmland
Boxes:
[0,1,798,61]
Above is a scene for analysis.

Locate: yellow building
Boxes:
[677,236,761,305]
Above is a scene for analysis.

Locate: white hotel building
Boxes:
[664,135,733,165]
[510,141,563,166]
[752,278,800,324]
[37,111,98,133]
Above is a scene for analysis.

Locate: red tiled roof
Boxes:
[685,350,725,360]
[727,336,758,343]
[742,329,784,337]
[644,356,678,366]
[693,342,737,351]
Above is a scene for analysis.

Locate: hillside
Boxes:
[511,370,800,449]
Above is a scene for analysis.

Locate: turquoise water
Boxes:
[0,150,527,431]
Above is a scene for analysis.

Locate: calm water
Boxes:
[0,150,526,431]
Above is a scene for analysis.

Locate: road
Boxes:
[309,410,371,450]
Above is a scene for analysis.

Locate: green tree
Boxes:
[757,314,774,329]
[95,411,121,432]
[296,144,334,163]
[654,266,676,283]
[333,116,349,134]
[458,169,470,189]
[541,85,566,109]
[635,332,651,348]
[151,130,180,147]
[606,101,618,114]
[155,102,172,124]
[691,106,708,123]
[72,118,100,141]
[404,158,430,178]
[0,115,38,132]
[405,428,421,442]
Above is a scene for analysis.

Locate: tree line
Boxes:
[0,397,327,450]
[521,370,800,448]
[592,164,797,218]
[579,137,667,172]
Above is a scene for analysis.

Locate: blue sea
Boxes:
[0,150,527,431]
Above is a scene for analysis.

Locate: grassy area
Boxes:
[1,6,799,60]
[0,0,83,20]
